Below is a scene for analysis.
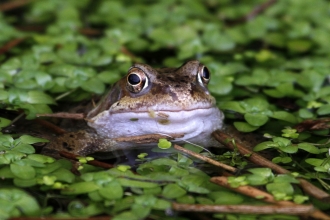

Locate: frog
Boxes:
[43,60,224,156]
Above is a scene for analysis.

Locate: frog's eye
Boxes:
[197,65,210,85]
[126,68,148,93]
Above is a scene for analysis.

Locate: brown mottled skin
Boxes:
[87,60,216,117]
[44,61,224,157]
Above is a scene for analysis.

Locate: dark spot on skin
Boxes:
[62,142,73,151]
[166,76,176,82]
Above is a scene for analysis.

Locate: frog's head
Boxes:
[87,60,224,146]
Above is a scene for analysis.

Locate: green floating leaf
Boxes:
[219,101,246,114]
[157,138,172,149]
[162,183,186,199]
[209,191,245,205]
[0,166,15,178]
[81,77,105,94]
[272,137,292,147]
[287,40,312,53]
[0,117,11,128]
[19,135,49,144]
[0,90,9,100]
[51,168,75,183]
[0,188,40,217]
[13,144,35,154]
[273,174,299,184]
[246,168,274,185]
[297,143,320,154]
[317,104,330,116]
[266,182,294,196]
[305,158,324,167]
[99,180,123,200]
[241,97,269,112]
[62,182,99,195]
[272,156,292,164]
[298,109,314,119]
[13,177,37,187]
[112,211,139,220]
[118,178,159,188]
[244,112,269,126]
[10,163,36,180]
[176,195,195,204]
[131,204,150,219]
[271,111,297,124]
[234,122,259,132]
[196,197,214,205]
[169,165,190,177]
[152,198,171,210]
[279,144,298,154]
[27,91,55,104]
[27,154,55,164]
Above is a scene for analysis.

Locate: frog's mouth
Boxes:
[88,106,224,146]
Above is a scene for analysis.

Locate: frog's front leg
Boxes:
[43,131,185,158]
[42,131,116,157]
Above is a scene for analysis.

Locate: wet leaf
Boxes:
[162,183,186,199]
[10,163,36,180]
[62,182,99,195]
[234,122,259,132]
[99,180,123,200]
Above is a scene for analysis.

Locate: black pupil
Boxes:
[202,67,210,79]
[128,74,141,85]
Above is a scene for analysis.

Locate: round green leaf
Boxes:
[81,78,105,94]
[19,135,49,144]
[305,158,324,167]
[271,111,297,124]
[298,109,314,119]
[244,113,269,126]
[297,143,320,154]
[0,117,11,128]
[27,91,55,104]
[317,104,330,115]
[27,154,55,164]
[62,182,100,195]
[162,183,186,199]
[99,181,123,200]
[118,178,159,188]
[209,191,245,205]
[13,178,37,187]
[10,163,36,180]
[233,122,259,132]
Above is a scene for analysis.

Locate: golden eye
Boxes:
[197,65,210,86]
[126,68,148,93]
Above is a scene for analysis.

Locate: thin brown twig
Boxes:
[0,0,32,11]
[35,119,66,135]
[37,112,85,120]
[211,176,292,205]
[172,203,314,215]
[212,130,330,201]
[243,0,278,21]
[173,144,237,173]
[121,46,140,63]
[59,151,114,169]
[210,176,330,220]
[0,38,26,55]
